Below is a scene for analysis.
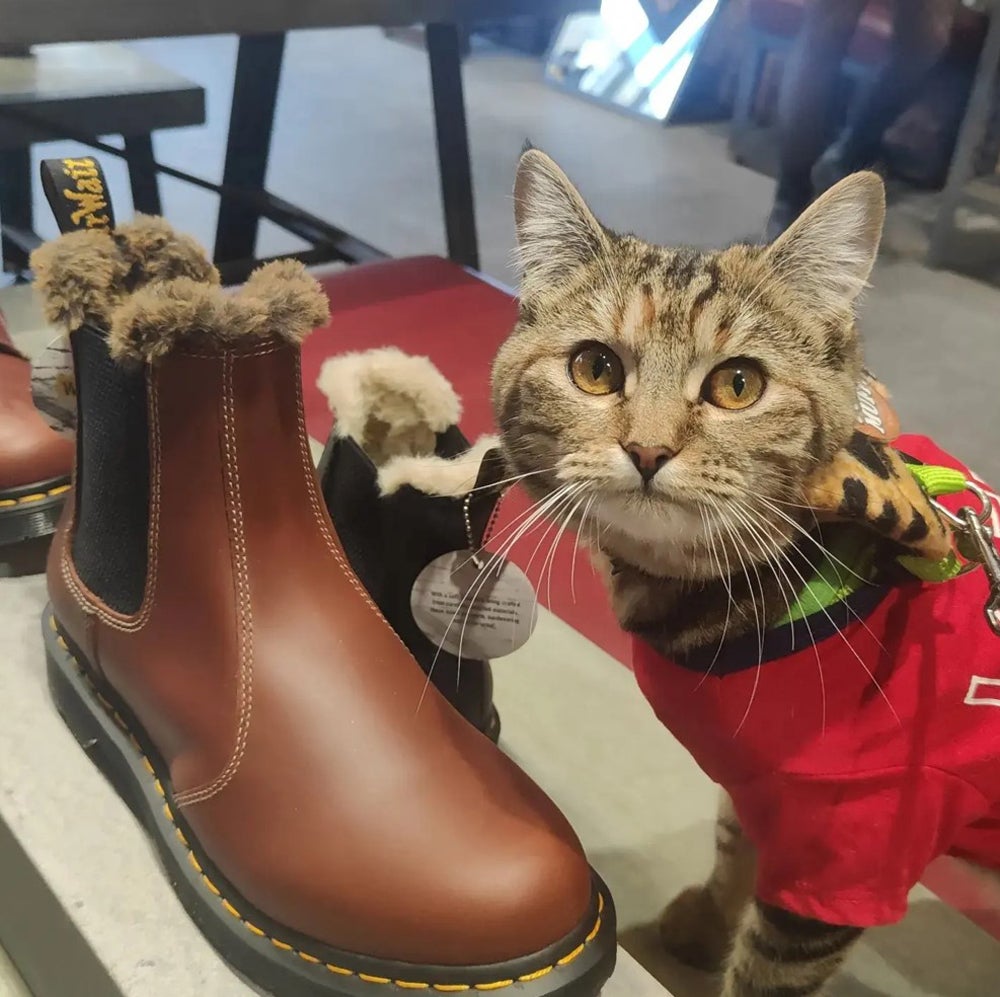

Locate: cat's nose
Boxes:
[624,443,676,484]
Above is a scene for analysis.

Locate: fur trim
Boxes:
[378,434,501,497]
[108,259,330,363]
[317,347,461,465]
[31,215,218,332]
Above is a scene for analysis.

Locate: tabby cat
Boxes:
[491,149,891,996]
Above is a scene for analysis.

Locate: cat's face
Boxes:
[491,151,885,579]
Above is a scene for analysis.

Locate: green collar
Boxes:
[779,463,966,626]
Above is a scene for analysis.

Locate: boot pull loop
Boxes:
[40,157,115,235]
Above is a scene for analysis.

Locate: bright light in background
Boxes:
[578,38,615,72]
[600,0,649,50]
[634,0,720,87]
[548,0,722,122]
[646,51,694,118]
[645,0,721,117]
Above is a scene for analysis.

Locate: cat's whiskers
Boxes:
[571,494,597,603]
[452,482,586,694]
[694,498,735,687]
[711,510,767,734]
[735,502,899,725]
[714,500,766,665]
[743,493,890,660]
[731,499,828,733]
[520,485,590,638]
[751,495,873,587]
[465,464,558,495]
[541,488,592,610]
[418,483,579,713]
[727,500,798,649]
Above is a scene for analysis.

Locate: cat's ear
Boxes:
[513,147,609,298]
[765,172,885,315]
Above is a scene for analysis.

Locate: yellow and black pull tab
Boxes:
[40,157,115,234]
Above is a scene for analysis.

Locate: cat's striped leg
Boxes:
[660,793,756,971]
[723,902,863,997]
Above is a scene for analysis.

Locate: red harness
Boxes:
[632,435,1000,927]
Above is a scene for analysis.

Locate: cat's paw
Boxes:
[659,886,731,973]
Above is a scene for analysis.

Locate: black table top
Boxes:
[0,0,594,47]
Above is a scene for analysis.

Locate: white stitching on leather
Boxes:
[292,352,414,650]
[176,353,254,807]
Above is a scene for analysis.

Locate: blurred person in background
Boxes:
[767,0,956,239]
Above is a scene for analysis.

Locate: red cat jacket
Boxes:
[633,435,1000,928]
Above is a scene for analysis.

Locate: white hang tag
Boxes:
[30,335,75,435]
[411,550,538,660]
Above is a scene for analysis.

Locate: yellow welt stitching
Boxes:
[62,639,606,990]
[13,492,46,504]
[0,499,16,507]
[47,484,71,497]
[49,616,58,631]
[557,944,585,967]
[518,966,554,983]
[56,635,68,650]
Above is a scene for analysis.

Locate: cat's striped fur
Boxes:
[492,149,886,995]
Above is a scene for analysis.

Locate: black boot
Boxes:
[316,348,505,739]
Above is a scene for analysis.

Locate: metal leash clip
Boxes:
[931,481,1000,636]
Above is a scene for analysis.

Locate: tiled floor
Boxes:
[4,26,1000,997]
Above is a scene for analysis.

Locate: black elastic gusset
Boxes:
[71,325,149,614]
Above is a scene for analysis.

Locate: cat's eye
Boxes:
[703,360,766,410]
[569,343,625,396]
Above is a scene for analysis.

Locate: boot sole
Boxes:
[44,608,617,997]
[0,477,70,546]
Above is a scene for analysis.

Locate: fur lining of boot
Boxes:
[318,347,462,464]
[377,434,501,498]
[108,259,331,363]
[31,215,218,333]
[317,346,499,497]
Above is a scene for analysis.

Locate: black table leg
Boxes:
[0,148,32,272]
[426,22,479,270]
[123,134,162,215]
[214,33,286,264]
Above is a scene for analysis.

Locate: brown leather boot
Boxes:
[0,307,73,546]
[32,220,615,997]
